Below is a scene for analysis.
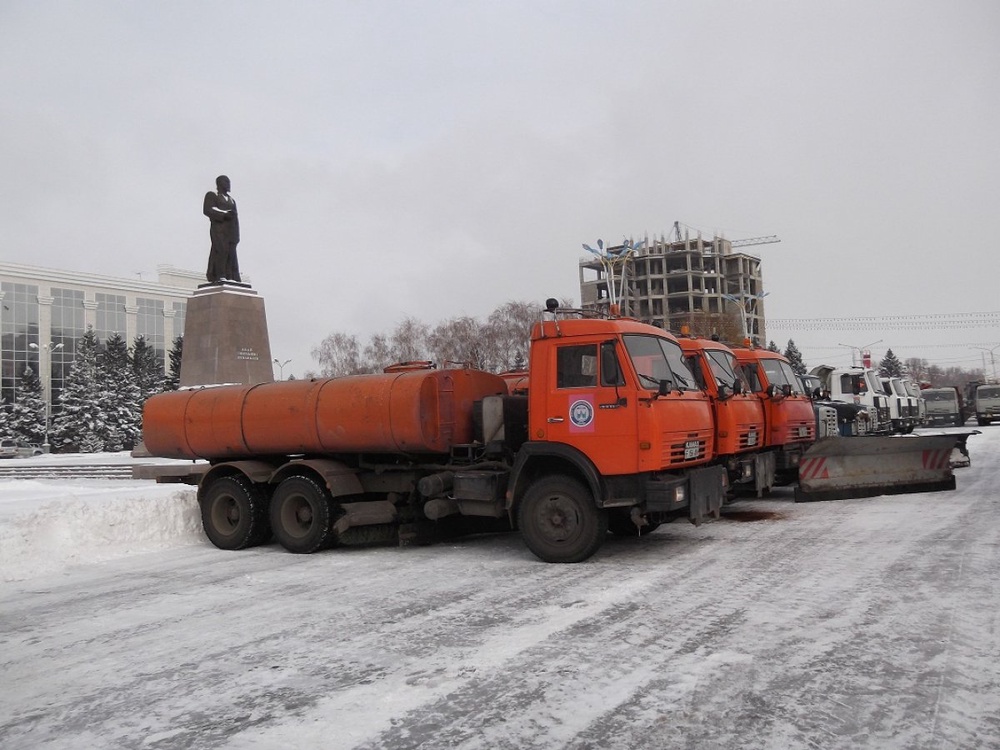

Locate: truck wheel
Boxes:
[201,475,271,550]
[518,476,608,563]
[270,476,336,554]
[607,509,661,537]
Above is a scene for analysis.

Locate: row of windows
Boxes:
[0,282,186,405]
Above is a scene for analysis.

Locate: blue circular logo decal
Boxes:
[570,399,594,428]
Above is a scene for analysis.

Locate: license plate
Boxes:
[747,430,758,446]
[798,426,809,437]
[684,441,700,459]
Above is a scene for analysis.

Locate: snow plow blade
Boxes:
[794,435,963,503]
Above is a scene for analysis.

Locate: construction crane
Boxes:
[731,235,781,248]
[672,221,780,248]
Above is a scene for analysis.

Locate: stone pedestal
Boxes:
[179,282,274,387]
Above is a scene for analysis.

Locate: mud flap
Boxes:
[688,465,727,525]
[795,435,965,503]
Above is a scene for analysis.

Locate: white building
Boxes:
[0,262,202,408]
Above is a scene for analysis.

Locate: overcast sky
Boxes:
[2,1,998,378]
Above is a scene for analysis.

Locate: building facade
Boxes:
[0,263,202,409]
[579,232,767,342]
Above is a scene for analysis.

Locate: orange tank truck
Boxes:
[678,336,775,495]
[731,346,816,483]
[140,306,727,563]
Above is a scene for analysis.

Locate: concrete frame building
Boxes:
[0,262,202,410]
[579,232,767,342]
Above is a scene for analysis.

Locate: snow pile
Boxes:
[0,479,202,582]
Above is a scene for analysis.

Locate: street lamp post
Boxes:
[273,358,291,380]
[837,339,882,368]
[28,341,64,453]
[721,292,770,343]
[971,344,1000,381]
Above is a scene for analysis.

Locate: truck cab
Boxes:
[731,347,816,482]
[972,383,1000,425]
[880,376,916,433]
[922,387,964,426]
[513,315,728,555]
[677,336,774,493]
[810,365,891,435]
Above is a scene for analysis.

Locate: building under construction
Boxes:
[579,228,771,343]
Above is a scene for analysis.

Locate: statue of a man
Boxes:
[204,174,241,283]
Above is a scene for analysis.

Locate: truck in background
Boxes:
[968,382,1000,425]
[809,365,892,435]
[921,386,965,427]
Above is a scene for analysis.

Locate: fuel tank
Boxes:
[143,369,507,460]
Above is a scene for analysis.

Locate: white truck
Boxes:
[922,387,965,427]
[970,383,1000,426]
[809,365,890,435]
[879,376,919,433]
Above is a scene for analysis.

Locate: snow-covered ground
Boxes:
[1,436,998,749]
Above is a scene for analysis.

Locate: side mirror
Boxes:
[657,379,672,397]
[782,383,793,397]
[766,383,778,398]
[718,384,733,400]
[732,379,743,395]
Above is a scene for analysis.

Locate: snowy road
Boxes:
[2,433,999,749]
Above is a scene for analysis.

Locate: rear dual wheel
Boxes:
[201,476,271,550]
[270,476,338,554]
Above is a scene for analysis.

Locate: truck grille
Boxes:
[665,432,710,466]
[738,429,761,450]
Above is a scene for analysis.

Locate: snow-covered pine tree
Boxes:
[879,348,904,378]
[51,327,105,452]
[767,340,780,353]
[0,398,10,440]
[132,335,165,402]
[99,332,142,451]
[165,335,183,391]
[7,366,46,445]
[783,339,807,375]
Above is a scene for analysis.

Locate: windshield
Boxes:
[761,359,799,391]
[865,371,883,394]
[923,389,957,403]
[705,349,742,389]
[891,380,907,396]
[623,334,697,391]
[979,386,1000,399]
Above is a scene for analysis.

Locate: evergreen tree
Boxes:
[7,366,46,445]
[133,335,165,402]
[783,339,807,375]
[0,399,10,440]
[767,340,780,353]
[51,327,105,452]
[99,332,143,451]
[165,335,183,391]
[879,348,904,378]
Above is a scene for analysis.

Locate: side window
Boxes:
[600,342,625,387]
[685,354,707,390]
[557,345,598,389]
[741,364,762,392]
[840,374,853,394]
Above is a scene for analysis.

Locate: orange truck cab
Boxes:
[678,336,775,494]
[509,316,727,558]
[731,347,816,483]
